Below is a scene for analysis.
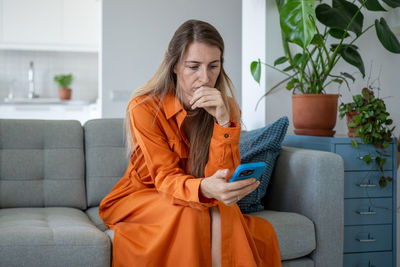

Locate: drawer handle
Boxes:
[358,183,377,188]
[357,211,377,215]
[356,238,376,243]
[359,156,377,160]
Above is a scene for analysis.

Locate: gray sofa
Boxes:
[0,118,344,267]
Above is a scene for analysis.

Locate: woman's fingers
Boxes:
[199,169,230,199]
[191,93,221,110]
[190,86,220,105]
[229,181,260,199]
[226,178,257,190]
[192,99,219,110]
[237,181,260,198]
[189,86,229,123]
[201,170,261,206]
[221,180,260,206]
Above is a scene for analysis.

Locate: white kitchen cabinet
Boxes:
[62,0,100,47]
[0,0,99,52]
[3,0,61,45]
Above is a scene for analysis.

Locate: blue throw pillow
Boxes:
[237,116,289,213]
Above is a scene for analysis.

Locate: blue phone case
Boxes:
[228,162,266,183]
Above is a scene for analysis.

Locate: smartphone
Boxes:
[228,162,266,183]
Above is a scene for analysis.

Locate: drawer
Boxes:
[335,144,392,171]
[344,251,392,267]
[344,171,393,198]
[344,225,392,253]
[344,198,392,225]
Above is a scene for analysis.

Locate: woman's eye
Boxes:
[209,65,219,69]
[188,66,198,70]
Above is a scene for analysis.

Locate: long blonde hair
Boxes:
[124,19,239,178]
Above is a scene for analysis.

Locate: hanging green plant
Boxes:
[339,86,395,187]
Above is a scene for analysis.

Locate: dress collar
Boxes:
[162,93,187,130]
[162,93,183,119]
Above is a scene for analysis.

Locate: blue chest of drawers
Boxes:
[283,134,397,267]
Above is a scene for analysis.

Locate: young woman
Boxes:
[99,19,281,267]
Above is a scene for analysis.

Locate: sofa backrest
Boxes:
[0,119,86,209]
[84,118,129,208]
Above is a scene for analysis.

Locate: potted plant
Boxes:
[251,0,400,136]
[339,85,395,187]
[54,74,73,100]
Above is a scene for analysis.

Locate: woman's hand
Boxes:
[200,169,260,206]
[189,86,230,125]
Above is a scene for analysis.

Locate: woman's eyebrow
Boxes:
[184,60,220,64]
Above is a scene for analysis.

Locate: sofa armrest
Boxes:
[264,146,344,267]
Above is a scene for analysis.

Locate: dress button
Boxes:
[224,134,229,138]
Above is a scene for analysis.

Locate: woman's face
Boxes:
[174,42,221,108]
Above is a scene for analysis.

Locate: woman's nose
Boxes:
[198,67,210,84]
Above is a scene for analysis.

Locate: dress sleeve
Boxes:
[204,97,242,179]
[129,100,216,210]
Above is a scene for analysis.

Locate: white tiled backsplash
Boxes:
[0,50,98,101]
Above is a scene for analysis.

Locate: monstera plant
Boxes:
[251,0,400,136]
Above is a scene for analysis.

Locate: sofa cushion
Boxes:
[238,117,289,213]
[89,205,315,261]
[0,119,86,209]
[84,119,130,207]
[282,257,314,267]
[250,210,316,261]
[105,229,114,244]
[0,207,110,267]
[86,206,107,231]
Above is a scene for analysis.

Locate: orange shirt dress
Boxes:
[99,93,281,267]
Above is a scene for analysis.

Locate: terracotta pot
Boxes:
[346,111,360,137]
[59,87,72,100]
[292,94,339,136]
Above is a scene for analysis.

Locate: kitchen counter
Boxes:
[1,97,95,105]
[0,99,101,125]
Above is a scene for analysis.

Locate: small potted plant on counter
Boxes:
[54,73,73,100]
[339,85,395,187]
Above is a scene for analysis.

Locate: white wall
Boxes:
[242,0,267,131]
[101,0,242,118]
